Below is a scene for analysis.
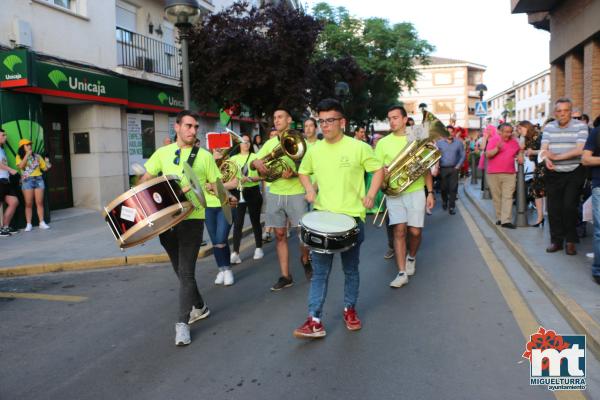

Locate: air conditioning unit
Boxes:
[135,56,154,73]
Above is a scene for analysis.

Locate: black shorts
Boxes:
[0,178,18,200]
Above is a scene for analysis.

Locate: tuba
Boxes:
[373,109,449,226]
[216,128,244,183]
[253,129,306,182]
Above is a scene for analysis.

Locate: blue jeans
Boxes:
[308,220,365,319]
[205,207,233,268]
[592,188,600,277]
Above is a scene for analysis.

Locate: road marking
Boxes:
[0,292,87,302]
[457,203,585,400]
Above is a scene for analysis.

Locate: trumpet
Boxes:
[216,128,244,183]
[252,129,306,182]
[372,109,448,227]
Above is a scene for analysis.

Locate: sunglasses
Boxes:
[174,148,181,165]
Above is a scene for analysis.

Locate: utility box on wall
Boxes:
[73,132,90,154]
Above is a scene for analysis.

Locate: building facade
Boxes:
[0,0,258,215]
[487,69,551,126]
[512,0,600,120]
[389,57,486,134]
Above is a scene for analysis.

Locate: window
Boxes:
[433,100,454,114]
[47,0,72,9]
[433,72,454,86]
[37,0,84,14]
[403,102,416,115]
[541,77,546,93]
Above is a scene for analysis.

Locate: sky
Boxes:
[305,0,551,100]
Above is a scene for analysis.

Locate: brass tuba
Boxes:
[373,109,449,226]
[216,128,244,183]
[254,129,306,182]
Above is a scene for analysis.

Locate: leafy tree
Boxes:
[188,1,322,128]
[310,3,434,127]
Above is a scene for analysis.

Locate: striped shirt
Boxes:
[541,119,588,172]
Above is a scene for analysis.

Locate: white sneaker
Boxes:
[214,271,225,285]
[253,248,264,260]
[390,272,408,288]
[230,252,242,264]
[223,269,234,286]
[39,221,50,230]
[24,223,32,232]
[406,257,416,276]
[175,322,191,346]
[188,304,210,324]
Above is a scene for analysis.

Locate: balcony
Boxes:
[116,27,181,80]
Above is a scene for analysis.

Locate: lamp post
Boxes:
[165,0,201,110]
[476,83,491,199]
[335,81,350,133]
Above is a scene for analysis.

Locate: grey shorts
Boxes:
[265,192,307,228]
[387,190,426,228]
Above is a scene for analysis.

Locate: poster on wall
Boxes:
[127,113,154,175]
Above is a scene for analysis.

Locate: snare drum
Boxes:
[103,175,193,248]
[299,211,360,254]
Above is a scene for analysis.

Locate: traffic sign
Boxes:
[475,101,488,117]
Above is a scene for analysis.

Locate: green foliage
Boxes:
[310,3,433,126]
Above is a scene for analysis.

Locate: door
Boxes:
[43,104,73,210]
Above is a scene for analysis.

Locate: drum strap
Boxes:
[186,140,201,168]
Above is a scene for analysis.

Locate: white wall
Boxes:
[0,0,117,69]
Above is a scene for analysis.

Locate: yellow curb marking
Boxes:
[0,292,87,302]
[458,203,585,400]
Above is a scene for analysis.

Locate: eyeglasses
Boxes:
[317,117,343,126]
[174,148,181,165]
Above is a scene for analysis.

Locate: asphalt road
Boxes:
[0,206,553,400]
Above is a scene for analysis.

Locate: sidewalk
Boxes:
[0,207,260,277]
[463,180,600,357]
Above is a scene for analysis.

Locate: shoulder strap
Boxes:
[186,140,201,167]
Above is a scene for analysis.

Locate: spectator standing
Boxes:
[0,129,19,236]
[541,98,588,255]
[519,120,546,227]
[435,132,465,215]
[252,134,263,153]
[485,123,522,229]
[16,139,51,231]
[582,126,600,283]
[353,126,367,142]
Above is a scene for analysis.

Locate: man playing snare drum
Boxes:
[295,98,383,338]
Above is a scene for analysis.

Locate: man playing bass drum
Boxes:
[375,105,435,289]
[295,98,383,339]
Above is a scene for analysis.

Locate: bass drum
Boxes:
[103,175,193,248]
[299,211,359,254]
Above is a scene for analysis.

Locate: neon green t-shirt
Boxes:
[254,135,305,195]
[230,153,259,188]
[299,135,382,221]
[375,133,425,194]
[144,143,221,219]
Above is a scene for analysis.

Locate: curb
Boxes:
[0,222,263,278]
[462,183,600,360]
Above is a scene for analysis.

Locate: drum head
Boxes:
[300,211,356,234]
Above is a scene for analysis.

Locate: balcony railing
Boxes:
[116,27,181,80]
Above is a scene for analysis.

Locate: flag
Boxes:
[219,108,231,127]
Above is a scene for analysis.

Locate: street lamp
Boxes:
[165,0,201,109]
[335,81,350,133]
[476,83,491,199]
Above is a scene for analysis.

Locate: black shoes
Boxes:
[442,203,448,210]
[271,276,293,291]
[501,223,517,229]
[496,220,501,225]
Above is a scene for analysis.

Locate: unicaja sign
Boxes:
[158,91,184,108]
[2,54,23,80]
[48,69,107,96]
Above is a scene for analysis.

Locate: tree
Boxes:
[310,3,434,127]
[188,1,322,128]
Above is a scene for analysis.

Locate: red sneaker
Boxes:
[343,307,362,331]
[293,317,326,339]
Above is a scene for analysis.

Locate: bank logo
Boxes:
[158,92,168,105]
[3,55,22,72]
[522,327,586,391]
[48,69,106,96]
[157,91,183,108]
[48,70,68,88]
